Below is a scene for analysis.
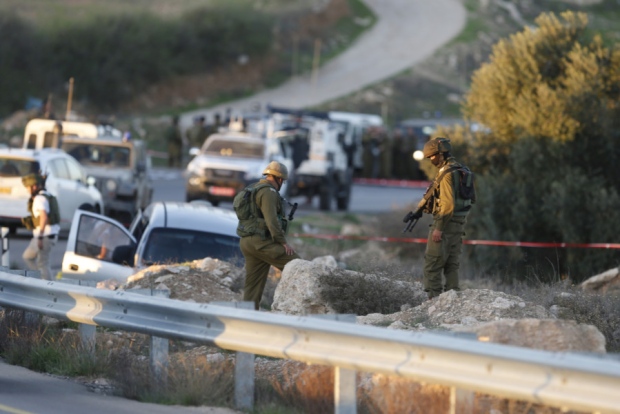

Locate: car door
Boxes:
[61,210,136,283]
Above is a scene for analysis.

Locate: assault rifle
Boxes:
[283,198,298,221]
[402,165,458,233]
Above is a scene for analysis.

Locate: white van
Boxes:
[22,119,122,150]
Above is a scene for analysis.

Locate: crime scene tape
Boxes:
[290,233,620,249]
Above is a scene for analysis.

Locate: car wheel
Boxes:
[78,203,95,212]
[211,200,220,207]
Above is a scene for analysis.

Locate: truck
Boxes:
[264,106,355,211]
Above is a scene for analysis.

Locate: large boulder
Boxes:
[272,257,427,315]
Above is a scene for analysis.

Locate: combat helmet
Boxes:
[422,137,452,158]
[262,161,288,180]
[21,173,45,187]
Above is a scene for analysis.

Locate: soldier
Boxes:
[420,137,473,299]
[186,115,208,149]
[165,115,183,168]
[21,173,60,280]
[236,161,300,310]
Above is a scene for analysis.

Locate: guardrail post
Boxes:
[450,387,474,414]
[1,227,9,267]
[213,301,255,411]
[149,289,170,386]
[311,314,357,414]
[57,278,98,352]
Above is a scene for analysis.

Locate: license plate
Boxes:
[0,187,11,194]
[214,169,234,177]
[209,186,235,197]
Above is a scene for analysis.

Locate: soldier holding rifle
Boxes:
[403,138,475,300]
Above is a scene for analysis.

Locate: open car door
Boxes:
[61,210,136,283]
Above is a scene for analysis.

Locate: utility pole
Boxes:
[66,77,74,121]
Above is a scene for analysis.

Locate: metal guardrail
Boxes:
[1,269,620,414]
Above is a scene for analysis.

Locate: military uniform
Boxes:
[165,117,183,168]
[239,179,299,310]
[423,156,471,298]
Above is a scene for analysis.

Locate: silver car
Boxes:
[61,201,241,283]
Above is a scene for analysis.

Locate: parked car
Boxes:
[61,201,242,283]
[60,136,153,226]
[0,148,104,234]
[185,132,293,206]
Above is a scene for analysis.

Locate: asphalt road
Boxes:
[4,168,423,275]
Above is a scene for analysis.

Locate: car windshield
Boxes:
[0,158,40,177]
[141,228,241,266]
[202,139,264,158]
[62,143,131,167]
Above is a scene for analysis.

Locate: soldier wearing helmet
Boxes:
[21,172,60,280]
[420,137,472,300]
[238,161,300,310]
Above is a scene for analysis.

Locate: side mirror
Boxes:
[86,176,97,186]
[189,147,200,157]
[112,244,136,267]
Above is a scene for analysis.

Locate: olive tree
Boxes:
[441,11,620,282]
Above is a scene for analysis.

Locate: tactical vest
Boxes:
[27,190,61,227]
[234,182,287,238]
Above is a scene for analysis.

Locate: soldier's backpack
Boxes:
[26,190,61,227]
[452,166,476,210]
[233,183,270,221]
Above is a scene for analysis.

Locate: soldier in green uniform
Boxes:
[237,161,300,310]
[165,115,183,168]
[420,138,473,299]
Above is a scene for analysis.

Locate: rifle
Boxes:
[402,165,458,233]
[283,198,298,221]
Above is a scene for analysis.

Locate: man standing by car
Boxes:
[236,161,299,310]
[21,173,60,280]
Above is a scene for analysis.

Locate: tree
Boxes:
[442,12,620,282]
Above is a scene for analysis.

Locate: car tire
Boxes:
[211,200,220,207]
[319,177,334,211]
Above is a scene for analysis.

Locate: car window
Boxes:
[142,228,241,266]
[203,139,264,158]
[75,215,133,262]
[0,158,39,177]
[65,157,85,182]
[47,158,70,179]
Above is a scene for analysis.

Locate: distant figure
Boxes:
[165,115,183,168]
[186,116,208,149]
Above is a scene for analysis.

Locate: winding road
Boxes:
[182,0,466,127]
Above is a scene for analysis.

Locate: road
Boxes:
[181,0,466,128]
[4,168,422,275]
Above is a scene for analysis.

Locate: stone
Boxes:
[581,267,620,294]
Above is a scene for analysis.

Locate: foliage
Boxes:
[439,11,620,281]
[0,4,274,113]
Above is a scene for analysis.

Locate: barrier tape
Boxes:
[290,233,620,249]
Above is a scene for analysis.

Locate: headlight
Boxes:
[106,179,117,192]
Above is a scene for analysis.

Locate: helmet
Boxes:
[422,137,452,158]
[262,161,288,180]
[22,173,45,187]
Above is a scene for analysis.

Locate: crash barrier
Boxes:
[291,233,620,250]
[1,227,8,267]
[1,269,620,414]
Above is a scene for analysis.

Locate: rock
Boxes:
[456,318,606,353]
[272,258,426,315]
[581,267,620,294]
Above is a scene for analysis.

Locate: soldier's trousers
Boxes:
[423,217,466,299]
[240,235,300,310]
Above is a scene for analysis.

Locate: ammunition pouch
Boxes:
[21,215,35,230]
[423,196,435,214]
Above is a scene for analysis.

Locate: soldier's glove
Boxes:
[21,215,35,230]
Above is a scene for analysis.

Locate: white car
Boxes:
[185,133,294,205]
[0,148,104,234]
[61,201,242,283]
